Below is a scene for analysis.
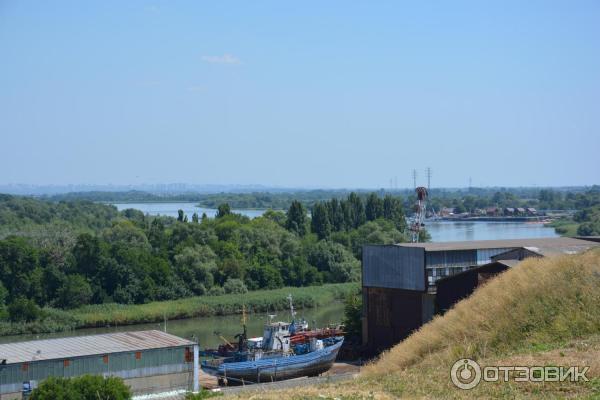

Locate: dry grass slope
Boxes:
[234,250,600,399]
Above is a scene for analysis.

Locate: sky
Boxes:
[1,1,599,189]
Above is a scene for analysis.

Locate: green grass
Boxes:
[72,283,359,328]
[546,218,580,236]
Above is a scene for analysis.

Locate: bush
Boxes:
[30,375,131,400]
[207,285,225,296]
[8,298,41,322]
[185,388,222,399]
[223,278,248,294]
[343,293,362,341]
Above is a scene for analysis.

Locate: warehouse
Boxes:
[0,330,198,399]
[361,237,599,354]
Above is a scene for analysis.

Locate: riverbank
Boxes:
[0,283,358,336]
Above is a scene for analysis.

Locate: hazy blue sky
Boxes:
[1,1,599,188]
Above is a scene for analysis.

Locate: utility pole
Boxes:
[412,169,417,189]
[426,167,432,191]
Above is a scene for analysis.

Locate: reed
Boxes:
[72,283,359,328]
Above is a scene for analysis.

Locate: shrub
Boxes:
[223,278,248,294]
[30,375,131,400]
[8,298,41,322]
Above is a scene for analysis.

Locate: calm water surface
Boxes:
[112,202,265,219]
[112,202,558,242]
[0,302,345,348]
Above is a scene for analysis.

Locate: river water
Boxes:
[112,202,558,242]
[0,302,345,347]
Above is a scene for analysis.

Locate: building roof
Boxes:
[0,330,195,365]
[396,237,599,252]
[495,259,520,268]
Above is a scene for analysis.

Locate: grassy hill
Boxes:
[238,250,600,399]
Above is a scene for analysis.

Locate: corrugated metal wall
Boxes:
[363,287,430,354]
[0,346,193,394]
[476,248,513,264]
[362,245,425,291]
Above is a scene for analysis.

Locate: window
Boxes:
[103,355,109,364]
[135,351,142,360]
[64,359,70,367]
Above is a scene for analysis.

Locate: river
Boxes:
[112,202,558,242]
[0,302,345,347]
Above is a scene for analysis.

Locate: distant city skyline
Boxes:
[1,1,599,188]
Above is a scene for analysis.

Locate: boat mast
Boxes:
[287,294,296,321]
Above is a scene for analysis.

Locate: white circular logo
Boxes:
[451,358,482,389]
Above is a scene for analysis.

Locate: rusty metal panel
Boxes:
[362,245,425,291]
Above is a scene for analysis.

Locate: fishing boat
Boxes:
[201,295,344,384]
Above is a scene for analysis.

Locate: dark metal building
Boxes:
[361,237,599,354]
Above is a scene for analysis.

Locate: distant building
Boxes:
[505,207,515,215]
[527,207,537,215]
[0,330,198,398]
[361,237,599,354]
[516,207,526,215]
[486,207,499,216]
[440,207,455,216]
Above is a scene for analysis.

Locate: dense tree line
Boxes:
[427,186,600,214]
[44,186,600,213]
[0,193,408,324]
[572,205,600,236]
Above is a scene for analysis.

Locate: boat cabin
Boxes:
[262,322,292,352]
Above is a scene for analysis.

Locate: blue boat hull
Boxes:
[202,338,344,383]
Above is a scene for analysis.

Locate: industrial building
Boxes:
[361,237,599,354]
[0,330,199,399]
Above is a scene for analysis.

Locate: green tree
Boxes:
[192,212,199,223]
[8,297,41,322]
[311,202,331,240]
[346,193,366,229]
[173,245,216,295]
[216,203,231,218]
[286,201,307,236]
[56,274,93,309]
[0,236,39,299]
[177,209,185,222]
[382,195,407,231]
[365,193,384,221]
[307,241,360,283]
[223,278,248,294]
[244,264,283,290]
[329,198,345,232]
